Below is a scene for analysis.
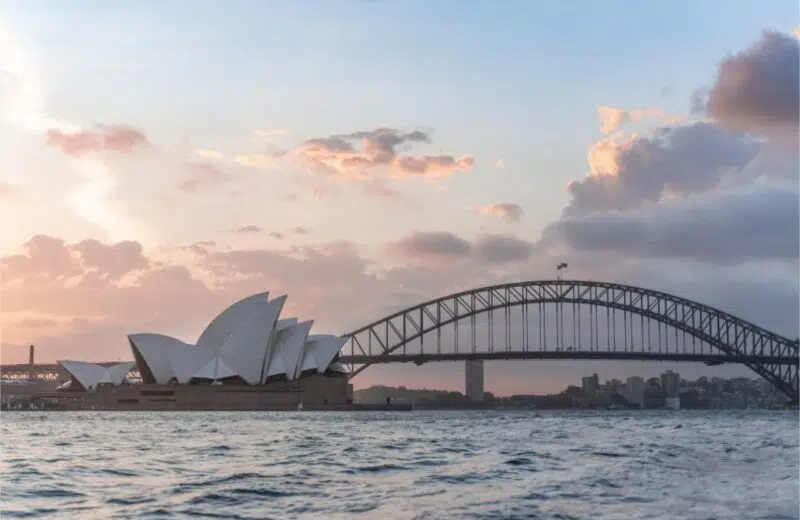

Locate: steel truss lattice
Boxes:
[340,280,799,403]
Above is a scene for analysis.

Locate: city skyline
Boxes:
[1,2,798,395]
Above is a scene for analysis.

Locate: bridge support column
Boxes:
[465,360,484,402]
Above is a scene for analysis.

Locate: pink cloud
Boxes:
[597,106,689,134]
[229,225,263,234]
[703,30,799,138]
[45,125,149,156]
[277,128,474,182]
[474,203,523,223]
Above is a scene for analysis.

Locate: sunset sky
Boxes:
[1,1,798,395]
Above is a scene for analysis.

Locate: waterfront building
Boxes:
[582,373,599,395]
[625,376,646,407]
[608,378,623,393]
[661,370,680,398]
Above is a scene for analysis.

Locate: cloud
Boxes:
[3,234,149,287]
[45,125,149,157]
[4,230,796,379]
[474,234,533,264]
[386,231,533,265]
[176,162,230,193]
[552,181,799,265]
[703,30,799,137]
[597,106,630,134]
[553,98,798,269]
[264,226,310,240]
[551,31,800,278]
[283,128,475,181]
[597,106,687,134]
[565,122,760,217]
[0,232,508,364]
[386,231,473,262]
[1,24,146,241]
[474,203,523,223]
[229,225,263,234]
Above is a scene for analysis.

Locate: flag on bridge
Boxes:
[557,262,568,270]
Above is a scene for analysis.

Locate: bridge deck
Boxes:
[340,351,799,365]
[3,351,797,382]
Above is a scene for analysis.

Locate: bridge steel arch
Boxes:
[340,280,799,403]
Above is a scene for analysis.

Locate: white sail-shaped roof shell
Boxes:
[216,297,287,385]
[129,333,191,384]
[259,317,298,383]
[166,343,215,384]
[295,335,347,377]
[193,356,238,381]
[264,321,314,380]
[58,360,134,391]
[196,292,271,352]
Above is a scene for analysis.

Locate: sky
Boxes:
[1,1,798,395]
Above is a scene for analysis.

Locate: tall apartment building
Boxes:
[582,373,599,395]
[625,376,646,407]
[661,370,680,398]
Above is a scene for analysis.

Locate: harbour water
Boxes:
[1,410,797,519]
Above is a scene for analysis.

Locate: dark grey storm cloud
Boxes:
[387,231,533,264]
[553,181,799,264]
[474,234,533,264]
[388,231,473,261]
[704,30,800,135]
[564,123,760,218]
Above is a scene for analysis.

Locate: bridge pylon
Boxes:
[465,359,484,402]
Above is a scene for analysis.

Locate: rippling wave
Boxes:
[1,410,797,519]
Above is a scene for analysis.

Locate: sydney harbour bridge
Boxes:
[2,280,798,403]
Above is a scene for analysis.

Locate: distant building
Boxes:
[661,370,680,398]
[465,360,484,402]
[665,396,680,410]
[625,376,645,407]
[582,373,599,395]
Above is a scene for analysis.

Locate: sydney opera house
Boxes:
[49,292,353,411]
